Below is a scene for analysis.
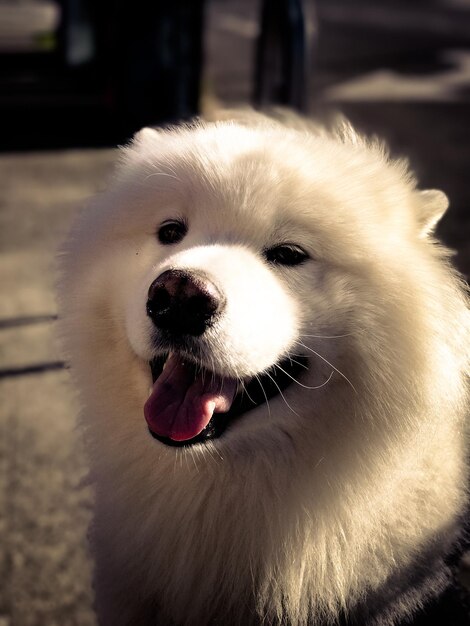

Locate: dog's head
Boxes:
[60,115,457,454]
[58,115,470,626]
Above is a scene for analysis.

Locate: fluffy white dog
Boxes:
[58,111,469,625]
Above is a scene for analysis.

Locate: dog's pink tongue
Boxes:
[144,353,237,441]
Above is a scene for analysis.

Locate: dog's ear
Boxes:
[416,189,449,237]
[116,127,163,175]
[133,127,160,145]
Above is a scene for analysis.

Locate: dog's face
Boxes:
[62,120,449,453]
[130,218,312,445]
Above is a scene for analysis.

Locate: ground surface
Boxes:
[0,150,114,625]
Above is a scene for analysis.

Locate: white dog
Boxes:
[58,111,469,625]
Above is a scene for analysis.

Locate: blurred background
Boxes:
[0,1,469,624]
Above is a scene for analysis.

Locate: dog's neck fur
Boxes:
[85,357,466,626]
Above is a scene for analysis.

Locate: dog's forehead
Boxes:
[149,124,391,212]
[121,122,417,255]
[154,128,324,212]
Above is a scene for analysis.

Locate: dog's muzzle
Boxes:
[144,268,309,447]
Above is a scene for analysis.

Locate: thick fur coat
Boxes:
[58,111,470,625]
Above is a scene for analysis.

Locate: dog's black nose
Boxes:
[146,269,224,336]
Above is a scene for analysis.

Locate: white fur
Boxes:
[58,112,470,625]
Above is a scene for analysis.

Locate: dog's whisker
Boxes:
[274,364,334,390]
[300,332,356,339]
[201,365,206,386]
[254,375,271,419]
[240,378,257,407]
[210,354,217,388]
[286,356,309,371]
[296,341,357,394]
[264,371,299,417]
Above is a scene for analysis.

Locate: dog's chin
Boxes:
[146,353,309,447]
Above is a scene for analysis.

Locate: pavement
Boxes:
[1,1,470,625]
[0,151,115,626]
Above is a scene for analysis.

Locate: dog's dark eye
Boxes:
[264,244,309,266]
[157,220,187,245]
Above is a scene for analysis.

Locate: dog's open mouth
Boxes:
[144,353,308,447]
